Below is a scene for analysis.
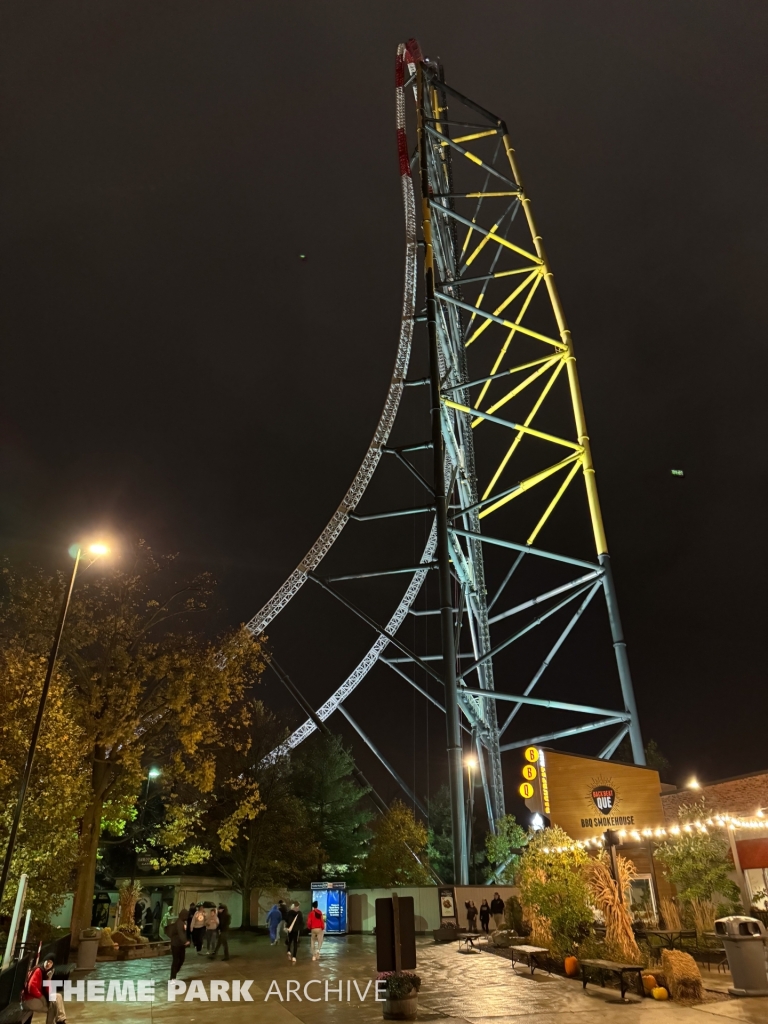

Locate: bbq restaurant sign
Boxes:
[523,749,664,839]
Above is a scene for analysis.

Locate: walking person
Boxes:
[185,901,197,941]
[204,905,219,953]
[170,908,190,980]
[284,901,304,963]
[466,900,478,933]
[277,899,288,942]
[210,903,230,961]
[267,903,283,945]
[190,904,207,953]
[307,901,325,960]
[479,899,491,934]
[490,892,505,932]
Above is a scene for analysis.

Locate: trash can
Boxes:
[714,916,768,997]
[77,928,101,971]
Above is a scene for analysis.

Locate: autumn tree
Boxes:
[0,568,91,919]
[360,800,431,887]
[0,546,267,942]
[192,706,321,926]
[290,733,372,878]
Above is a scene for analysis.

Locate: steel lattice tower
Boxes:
[245,41,644,884]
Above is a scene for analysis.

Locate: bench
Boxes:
[580,959,644,1000]
[0,1003,32,1024]
[509,944,550,975]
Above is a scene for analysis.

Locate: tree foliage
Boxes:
[290,733,372,878]
[197,706,321,925]
[614,736,671,779]
[655,801,741,911]
[485,814,527,884]
[425,785,454,884]
[360,800,431,887]
[0,573,91,918]
[516,826,593,956]
[0,546,267,939]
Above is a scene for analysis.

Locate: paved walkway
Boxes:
[57,934,767,1024]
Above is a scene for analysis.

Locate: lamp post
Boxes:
[0,542,109,912]
[465,757,477,885]
[130,767,161,888]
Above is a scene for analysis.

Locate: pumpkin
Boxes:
[564,956,579,977]
[652,987,669,1001]
[642,975,657,993]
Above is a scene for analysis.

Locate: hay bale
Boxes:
[661,949,702,1002]
[491,929,515,948]
[112,930,137,947]
[97,927,114,949]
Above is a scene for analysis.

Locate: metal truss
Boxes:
[246,40,644,884]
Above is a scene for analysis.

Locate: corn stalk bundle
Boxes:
[660,896,682,931]
[586,853,641,963]
[689,898,716,937]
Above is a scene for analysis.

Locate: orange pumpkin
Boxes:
[564,956,580,977]
[642,975,657,993]
[652,987,669,1001]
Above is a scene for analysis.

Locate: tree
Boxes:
[197,706,321,927]
[614,736,671,779]
[0,572,91,919]
[516,826,593,956]
[360,801,431,887]
[655,801,740,912]
[485,814,527,884]
[290,734,372,878]
[0,547,267,942]
[425,785,454,884]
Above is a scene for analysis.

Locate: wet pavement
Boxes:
[57,933,768,1024]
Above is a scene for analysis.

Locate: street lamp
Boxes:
[130,768,161,887]
[465,757,478,885]
[0,542,110,912]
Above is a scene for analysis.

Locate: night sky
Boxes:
[2,2,766,822]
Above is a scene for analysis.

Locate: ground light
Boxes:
[0,540,111,911]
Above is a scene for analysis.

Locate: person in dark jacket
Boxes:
[284,902,304,963]
[465,900,478,933]
[210,903,231,961]
[185,901,197,940]
[170,908,190,980]
[479,899,491,933]
[490,892,505,931]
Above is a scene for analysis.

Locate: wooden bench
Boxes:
[509,944,550,975]
[0,1003,32,1024]
[580,959,644,1000]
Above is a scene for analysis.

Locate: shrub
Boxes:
[503,895,525,934]
[517,827,593,957]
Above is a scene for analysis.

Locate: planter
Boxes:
[432,927,458,943]
[383,994,418,1020]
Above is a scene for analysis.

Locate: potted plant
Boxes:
[377,971,421,1020]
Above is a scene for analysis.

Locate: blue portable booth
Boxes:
[311,881,347,935]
